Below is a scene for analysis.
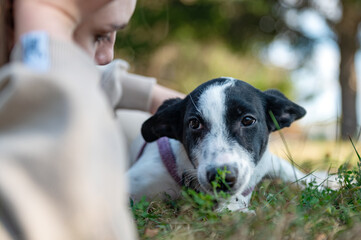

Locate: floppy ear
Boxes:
[141,98,185,142]
[264,89,306,132]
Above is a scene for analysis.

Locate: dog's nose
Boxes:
[206,165,238,191]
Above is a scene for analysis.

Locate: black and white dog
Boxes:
[127,77,326,211]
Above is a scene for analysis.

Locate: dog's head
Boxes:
[142,78,306,194]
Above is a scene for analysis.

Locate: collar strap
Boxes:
[157,137,182,185]
[136,137,181,185]
[241,186,255,197]
[136,141,148,161]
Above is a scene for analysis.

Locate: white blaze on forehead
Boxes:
[194,78,255,193]
[198,80,234,150]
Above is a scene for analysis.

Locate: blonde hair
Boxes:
[0,0,13,67]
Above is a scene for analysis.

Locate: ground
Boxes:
[131,138,361,240]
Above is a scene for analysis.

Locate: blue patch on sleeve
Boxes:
[21,31,50,72]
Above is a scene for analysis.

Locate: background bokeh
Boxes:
[115,0,361,167]
[115,0,294,93]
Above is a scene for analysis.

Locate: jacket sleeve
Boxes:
[0,36,136,240]
[99,59,156,112]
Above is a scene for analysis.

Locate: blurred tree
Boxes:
[116,0,361,139]
[334,0,361,139]
[266,0,361,140]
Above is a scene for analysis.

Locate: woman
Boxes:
[73,1,185,114]
[0,0,165,239]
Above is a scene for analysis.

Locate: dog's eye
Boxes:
[241,116,256,126]
[189,118,202,130]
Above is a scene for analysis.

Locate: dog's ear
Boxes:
[141,98,185,142]
[263,89,306,132]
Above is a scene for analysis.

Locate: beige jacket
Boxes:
[99,59,156,111]
[0,36,152,240]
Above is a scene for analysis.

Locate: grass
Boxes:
[130,138,361,240]
[269,138,359,172]
[130,114,361,239]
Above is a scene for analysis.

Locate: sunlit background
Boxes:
[116,0,361,170]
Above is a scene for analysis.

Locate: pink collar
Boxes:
[156,137,182,184]
[136,137,181,185]
[241,186,254,197]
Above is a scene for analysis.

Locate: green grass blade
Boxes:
[349,136,361,161]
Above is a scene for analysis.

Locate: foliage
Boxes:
[131,139,361,239]
[145,41,292,95]
[116,0,361,139]
[116,0,279,60]
[115,0,296,96]
[116,0,324,67]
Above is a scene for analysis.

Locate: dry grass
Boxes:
[269,137,358,172]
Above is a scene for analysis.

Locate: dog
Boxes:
[127,77,329,211]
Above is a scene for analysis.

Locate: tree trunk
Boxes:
[335,1,361,140]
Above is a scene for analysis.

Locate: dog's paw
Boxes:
[217,203,255,214]
[302,171,340,190]
[216,194,252,212]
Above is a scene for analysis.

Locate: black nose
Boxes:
[206,165,238,191]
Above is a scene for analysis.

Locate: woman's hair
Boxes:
[0,0,14,67]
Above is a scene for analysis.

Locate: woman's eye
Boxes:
[95,33,111,43]
[241,116,256,126]
[189,118,202,130]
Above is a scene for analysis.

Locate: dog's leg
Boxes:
[265,151,307,183]
[264,150,338,189]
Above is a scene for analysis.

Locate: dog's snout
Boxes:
[225,174,237,188]
[206,165,238,191]
[206,168,217,183]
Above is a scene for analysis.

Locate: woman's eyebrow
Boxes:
[111,23,127,31]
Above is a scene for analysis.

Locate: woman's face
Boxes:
[73,0,136,65]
